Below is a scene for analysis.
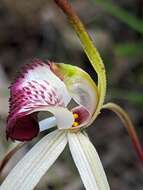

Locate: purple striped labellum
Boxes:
[7,59,98,141]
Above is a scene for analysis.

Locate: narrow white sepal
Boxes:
[39,116,57,132]
[68,132,110,190]
[1,130,67,190]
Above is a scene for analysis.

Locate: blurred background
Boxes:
[0,0,143,189]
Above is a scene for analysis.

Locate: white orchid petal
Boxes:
[39,116,57,132]
[68,132,110,190]
[1,130,67,190]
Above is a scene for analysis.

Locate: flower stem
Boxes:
[54,0,107,121]
[103,102,143,162]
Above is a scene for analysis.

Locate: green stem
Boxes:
[54,0,107,120]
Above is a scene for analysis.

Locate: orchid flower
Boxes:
[1,0,143,190]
